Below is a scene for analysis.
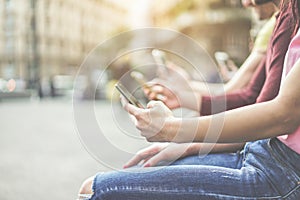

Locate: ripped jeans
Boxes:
[88,138,300,200]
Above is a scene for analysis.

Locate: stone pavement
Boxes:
[0,98,149,200]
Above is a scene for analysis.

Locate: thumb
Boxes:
[147,100,165,109]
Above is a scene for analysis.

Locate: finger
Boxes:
[150,85,165,93]
[150,85,171,100]
[123,154,147,169]
[146,135,167,143]
[148,81,176,98]
[148,92,158,100]
[122,97,144,116]
[242,0,252,7]
[146,89,166,101]
[123,147,160,168]
[120,96,138,124]
[147,100,164,109]
[143,151,166,167]
[227,60,238,71]
[155,94,166,101]
[120,95,128,107]
[144,87,158,100]
[143,87,151,94]
[143,82,164,95]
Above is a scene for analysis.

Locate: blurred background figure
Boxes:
[216,0,278,91]
[144,0,278,97]
[0,0,255,101]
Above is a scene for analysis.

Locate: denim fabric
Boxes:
[89,138,300,200]
[170,150,243,169]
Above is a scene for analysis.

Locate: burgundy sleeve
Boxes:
[256,14,292,103]
[200,56,266,116]
[200,8,294,116]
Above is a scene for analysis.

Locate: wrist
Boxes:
[167,118,200,143]
[178,91,202,111]
[163,117,182,142]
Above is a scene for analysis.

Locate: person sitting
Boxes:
[78,0,300,199]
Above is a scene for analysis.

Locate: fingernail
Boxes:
[143,164,150,168]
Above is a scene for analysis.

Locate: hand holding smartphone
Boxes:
[214,51,230,66]
[115,82,145,108]
[130,71,165,101]
[214,51,237,81]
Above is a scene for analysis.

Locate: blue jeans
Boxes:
[89,138,300,200]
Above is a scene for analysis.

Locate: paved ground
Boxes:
[0,98,149,200]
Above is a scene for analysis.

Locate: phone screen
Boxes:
[115,83,145,108]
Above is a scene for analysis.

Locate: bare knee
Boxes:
[79,176,94,195]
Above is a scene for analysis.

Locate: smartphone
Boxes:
[214,51,230,66]
[115,82,145,108]
[152,49,168,75]
[214,51,237,81]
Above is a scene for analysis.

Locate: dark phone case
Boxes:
[115,83,145,108]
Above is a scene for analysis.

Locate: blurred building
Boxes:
[0,0,128,90]
[152,0,252,65]
[0,0,253,97]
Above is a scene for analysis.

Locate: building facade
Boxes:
[0,0,252,95]
[0,0,128,89]
[152,0,252,65]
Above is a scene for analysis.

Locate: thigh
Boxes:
[170,152,243,169]
[89,165,279,200]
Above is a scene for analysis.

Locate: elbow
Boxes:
[275,97,300,134]
[279,114,299,135]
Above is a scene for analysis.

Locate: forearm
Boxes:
[128,62,300,145]
[225,52,264,92]
[187,53,263,113]
[200,56,267,116]
[179,81,225,112]
[170,60,300,144]
[190,52,264,95]
[170,98,295,143]
[185,142,245,156]
[189,81,224,95]
[177,90,202,111]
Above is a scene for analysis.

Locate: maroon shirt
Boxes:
[200,0,299,116]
